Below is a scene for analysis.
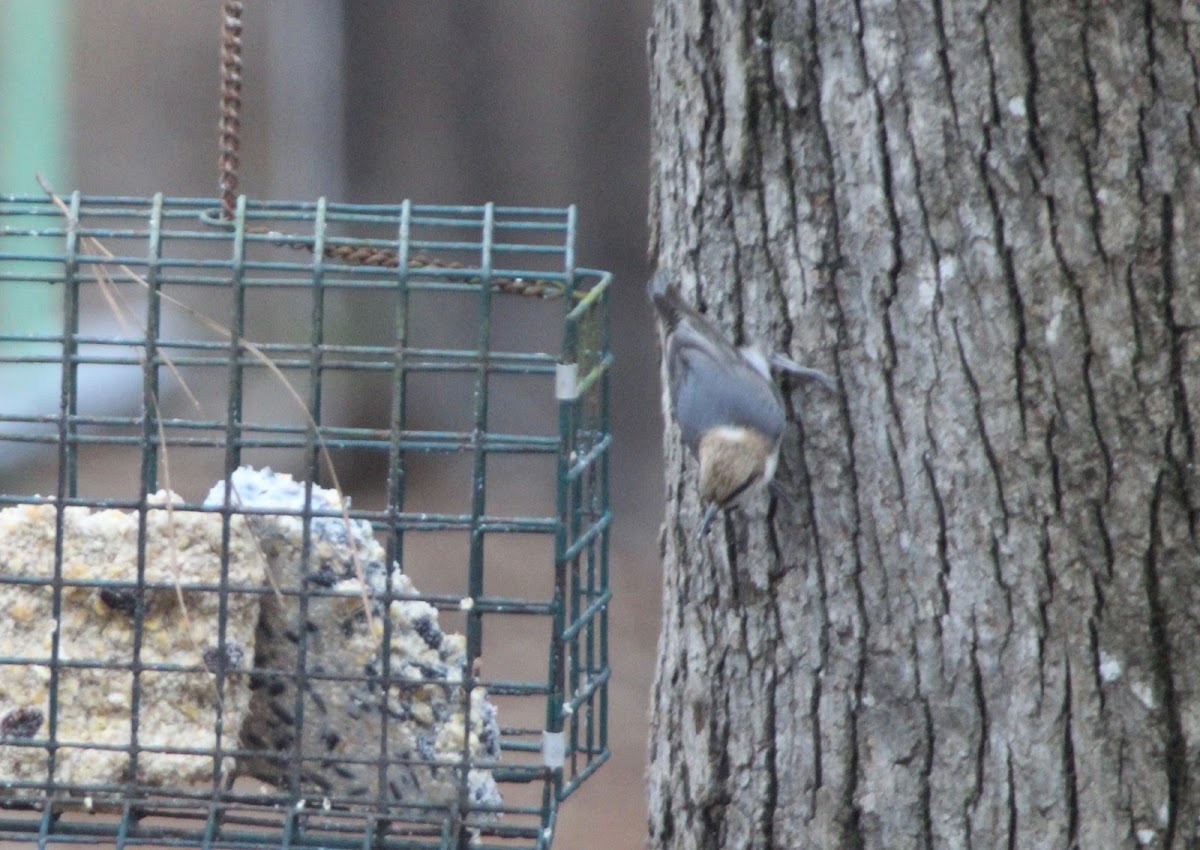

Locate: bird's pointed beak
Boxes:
[698,503,720,538]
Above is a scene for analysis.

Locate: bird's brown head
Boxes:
[697,426,777,511]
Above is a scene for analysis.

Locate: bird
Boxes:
[649,273,835,536]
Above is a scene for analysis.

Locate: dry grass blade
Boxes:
[59,199,286,695]
[37,175,375,631]
[86,249,203,412]
[85,259,201,654]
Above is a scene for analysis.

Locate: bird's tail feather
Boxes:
[648,272,694,329]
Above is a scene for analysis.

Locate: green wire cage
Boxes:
[0,193,612,849]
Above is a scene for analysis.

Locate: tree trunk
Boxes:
[646,2,1200,848]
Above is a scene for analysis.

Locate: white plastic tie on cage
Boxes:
[555,363,579,401]
[541,730,566,769]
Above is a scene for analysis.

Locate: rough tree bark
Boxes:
[646,2,1200,849]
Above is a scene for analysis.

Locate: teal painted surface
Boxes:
[0,0,67,338]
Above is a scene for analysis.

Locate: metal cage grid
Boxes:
[0,194,611,849]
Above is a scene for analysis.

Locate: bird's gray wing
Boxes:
[667,324,785,453]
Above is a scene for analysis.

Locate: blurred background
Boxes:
[0,2,660,847]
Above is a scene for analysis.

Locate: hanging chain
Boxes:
[214,2,562,297]
[218,1,243,221]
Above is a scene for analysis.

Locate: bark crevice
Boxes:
[1143,471,1184,847]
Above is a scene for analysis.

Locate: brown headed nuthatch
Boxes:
[650,274,835,537]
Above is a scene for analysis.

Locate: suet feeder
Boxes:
[0,190,612,849]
